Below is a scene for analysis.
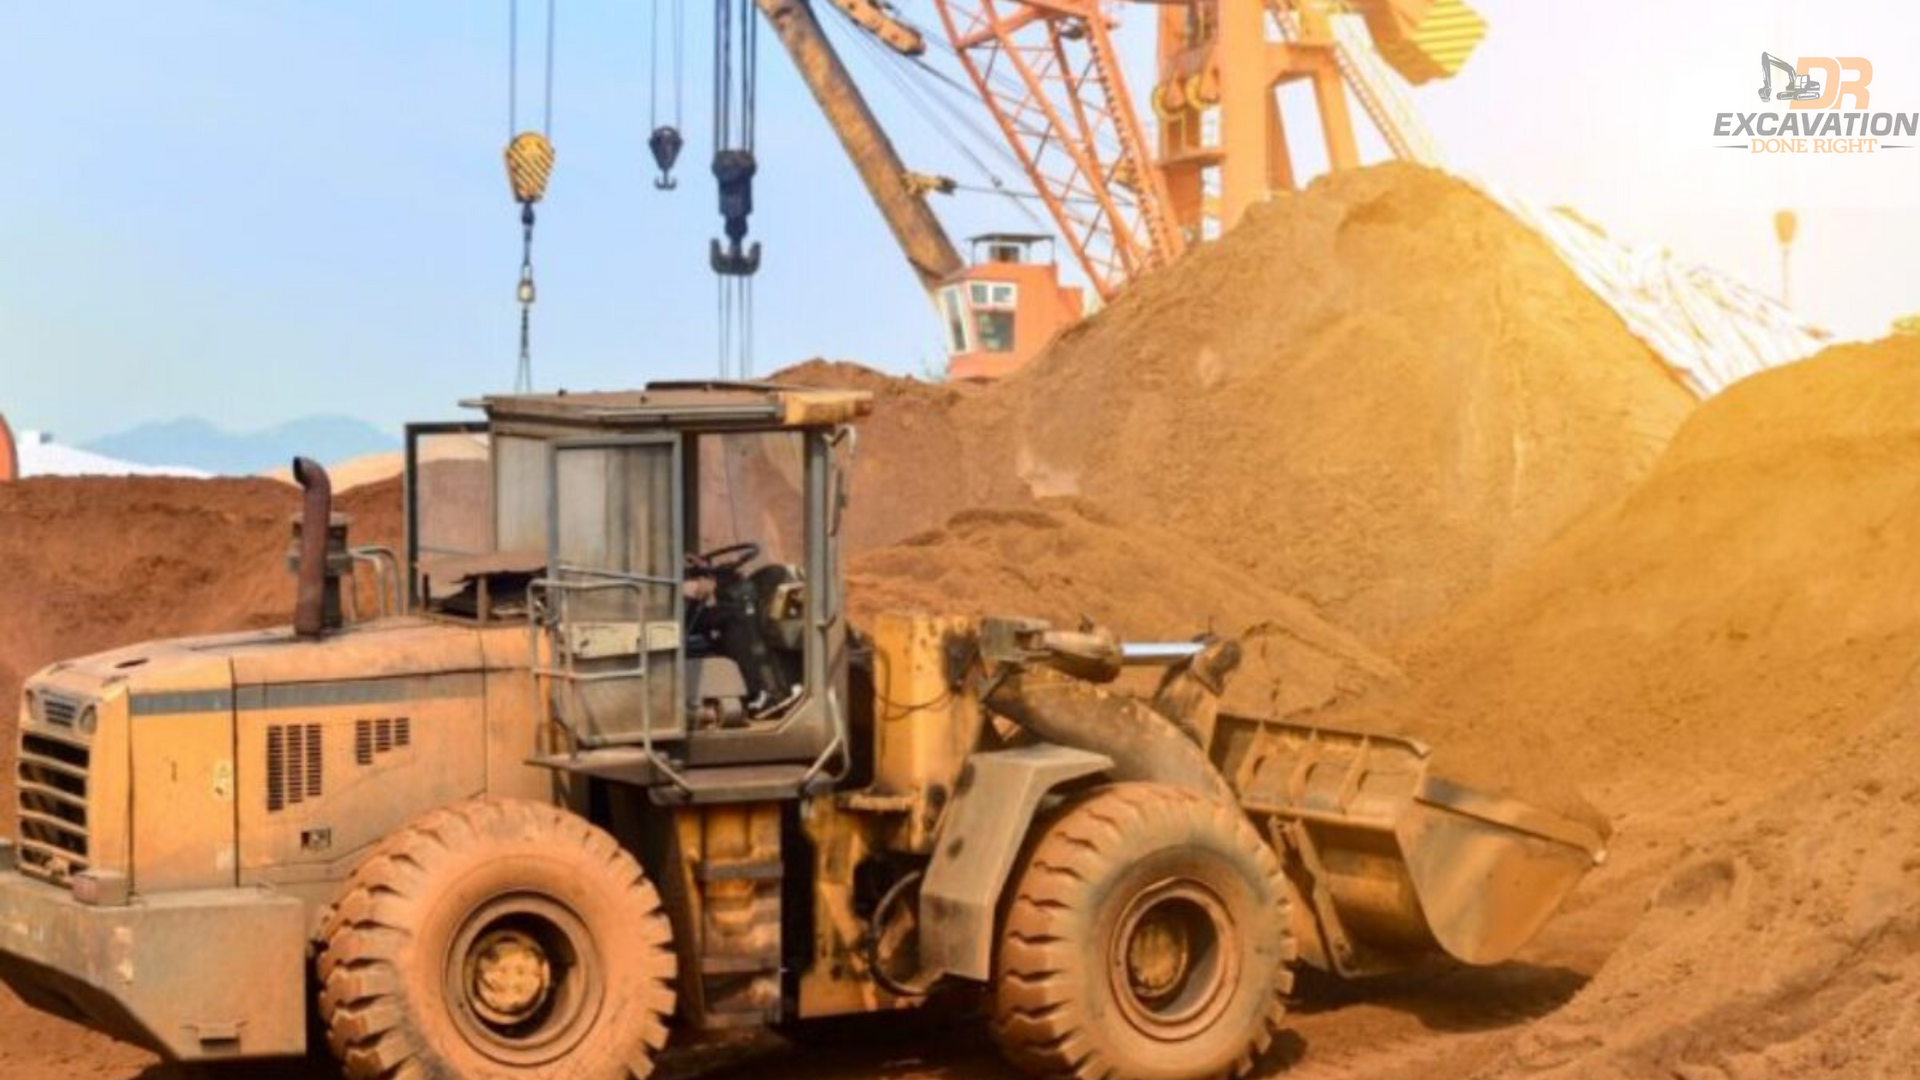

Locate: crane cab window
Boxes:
[943,280,1020,355]
[940,285,972,354]
[970,281,1018,307]
[971,281,1019,354]
[974,310,1015,353]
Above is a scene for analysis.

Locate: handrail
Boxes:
[351,546,405,618]
[552,563,680,588]
[528,572,692,795]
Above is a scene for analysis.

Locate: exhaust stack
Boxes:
[290,457,350,637]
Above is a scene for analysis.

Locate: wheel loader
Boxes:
[0,383,1604,1080]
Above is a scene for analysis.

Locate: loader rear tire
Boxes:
[991,783,1295,1080]
[316,798,677,1080]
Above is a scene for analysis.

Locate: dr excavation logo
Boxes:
[1715,52,1918,154]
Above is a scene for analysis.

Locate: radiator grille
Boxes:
[17,731,90,881]
[266,723,324,812]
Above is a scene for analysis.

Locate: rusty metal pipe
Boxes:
[292,457,331,638]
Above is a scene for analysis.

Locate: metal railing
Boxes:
[528,566,691,794]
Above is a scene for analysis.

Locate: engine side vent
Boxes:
[355,716,414,767]
[39,694,79,728]
[267,723,324,813]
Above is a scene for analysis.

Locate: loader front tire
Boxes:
[316,798,677,1080]
[991,783,1294,1080]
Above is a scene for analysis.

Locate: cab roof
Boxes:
[465,381,873,431]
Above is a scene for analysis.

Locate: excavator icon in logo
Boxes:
[1760,52,1824,102]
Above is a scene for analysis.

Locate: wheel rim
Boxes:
[446,892,604,1066]
[1109,880,1238,1042]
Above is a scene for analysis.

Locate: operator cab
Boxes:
[401,382,868,799]
[940,233,1085,381]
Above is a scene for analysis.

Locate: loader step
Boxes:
[651,763,819,805]
[529,751,822,804]
[529,747,670,786]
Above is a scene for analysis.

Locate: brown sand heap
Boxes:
[821,163,1697,640]
[847,500,1400,718]
[775,359,991,554]
[1480,690,1920,1080]
[1355,335,1920,807]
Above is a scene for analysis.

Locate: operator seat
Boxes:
[748,563,805,656]
[684,556,806,725]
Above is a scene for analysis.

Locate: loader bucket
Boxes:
[1212,713,1605,976]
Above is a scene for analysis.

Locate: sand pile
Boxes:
[1344,335,1920,807]
[775,359,992,554]
[984,163,1696,638]
[1482,691,1920,1080]
[260,430,491,494]
[847,501,1400,718]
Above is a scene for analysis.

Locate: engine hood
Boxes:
[17,617,512,893]
[32,617,494,704]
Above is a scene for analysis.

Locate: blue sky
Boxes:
[3,1,1917,443]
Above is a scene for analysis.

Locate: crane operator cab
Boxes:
[940,233,1085,381]
[404,382,869,803]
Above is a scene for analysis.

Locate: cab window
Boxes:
[973,310,1016,353]
[940,285,973,354]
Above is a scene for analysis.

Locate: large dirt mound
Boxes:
[847,501,1400,719]
[1479,691,1920,1080]
[988,163,1696,637]
[1351,335,1920,806]
[1280,334,1920,1076]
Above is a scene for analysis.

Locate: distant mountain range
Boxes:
[84,415,397,476]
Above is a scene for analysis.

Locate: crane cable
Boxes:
[505,0,559,393]
[710,0,761,379]
[827,10,1048,228]
[649,0,687,187]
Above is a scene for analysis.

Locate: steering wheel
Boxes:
[689,541,761,578]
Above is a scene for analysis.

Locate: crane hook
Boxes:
[649,126,684,190]
[709,148,762,276]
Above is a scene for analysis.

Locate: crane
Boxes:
[746,0,1089,377]
[929,0,1485,299]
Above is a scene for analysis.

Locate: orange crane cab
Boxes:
[940,234,1086,381]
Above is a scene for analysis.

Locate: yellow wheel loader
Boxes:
[0,383,1604,1080]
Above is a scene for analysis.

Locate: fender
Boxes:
[915,743,1113,983]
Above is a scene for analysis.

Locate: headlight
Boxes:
[77,707,98,735]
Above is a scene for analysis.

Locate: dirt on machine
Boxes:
[0,383,1603,1080]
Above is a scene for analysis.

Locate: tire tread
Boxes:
[990,784,1297,1080]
